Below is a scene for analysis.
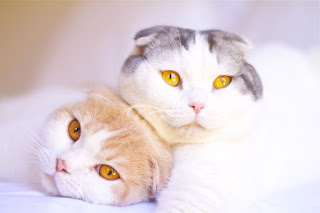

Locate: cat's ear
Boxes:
[131,26,174,55]
[149,150,173,196]
[132,25,197,54]
[222,31,252,53]
[229,35,252,56]
[134,25,173,46]
[149,157,168,196]
[150,157,162,196]
[204,30,252,56]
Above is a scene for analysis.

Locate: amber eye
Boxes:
[68,119,81,141]
[99,165,120,180]
[162,70,180,87]
[213,75,231,89]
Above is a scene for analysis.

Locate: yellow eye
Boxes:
[162,70,180,87]
[213,75,231,89]
[68,119,81,141]
[99,165,120,180]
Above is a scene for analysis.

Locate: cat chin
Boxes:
[49,172,95,203]
[40,172,82,200]
[160,122,215,144]
[156,117,252,145]
[40,173,59,196]
[53,173,85,200]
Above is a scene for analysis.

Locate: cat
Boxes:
[16,87,173,206]
[118,26,320,212]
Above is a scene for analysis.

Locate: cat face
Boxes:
[119,26,263,144]
[38,88,172,206]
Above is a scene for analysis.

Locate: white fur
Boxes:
[0,88,135,205]
[0,87,173,207]
[38,108,128,204]
[119,33,320,213]
[119,34,258,145]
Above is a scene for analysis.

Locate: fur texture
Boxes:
[118,26,320,212]
[38,87,173,206]
[119,26,262,146]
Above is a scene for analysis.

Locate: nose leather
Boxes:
[56,158,67,172]
[189,103,205,114]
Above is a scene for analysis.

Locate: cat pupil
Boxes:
[74,127,80,133]
[108,169,113,176]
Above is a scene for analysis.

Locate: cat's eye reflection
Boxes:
[213,75,231,89]
[68,119,81,141]
[162,70,180,87]
[98,165,120,180]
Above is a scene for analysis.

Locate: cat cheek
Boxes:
[39,148,58,175]
[165,111,195,127]
[40,173,59,195]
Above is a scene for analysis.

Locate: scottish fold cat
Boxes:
[0,87,173,206]
[118,26,320,212]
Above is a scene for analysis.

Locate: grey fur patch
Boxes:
[201,30,262,100]
[236,63,263,100]
[122,26,263,101]
[121,55,146,74]
[135,25,196,50]
[201,30,249,65]
[201,30,248,53]
[121,26,196,74]
[134,26,173,40]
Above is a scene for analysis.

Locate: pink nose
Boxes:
[56,158,67,172]
[189,103,205,114]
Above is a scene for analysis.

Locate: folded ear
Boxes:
[203,30,252,56]
[131,25,176,55]
[150,157,162,196]
[149,147,173,197]
[134,25,175,46]
[228,34,252,55]
[131,25,196,55]
[220,30,252,55]
[149,157,169,197]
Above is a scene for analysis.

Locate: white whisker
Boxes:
[119,104,165,119]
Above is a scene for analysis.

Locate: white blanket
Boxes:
[0,182,154,213]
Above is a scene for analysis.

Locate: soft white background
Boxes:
[0,0,319,96]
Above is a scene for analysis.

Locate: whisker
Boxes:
[144,110,163,119]
[118,104,165,120]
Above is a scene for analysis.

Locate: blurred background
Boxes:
[0,0,319,97]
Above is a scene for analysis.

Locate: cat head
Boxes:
[119,26,263,144]
[38,87,172,206]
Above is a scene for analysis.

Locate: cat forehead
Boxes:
[49,99,127,139]
[66,97,125,123]
[123,27,247,76]
[81,128,127,153]
[121,27,262,100]
[134,26,246,51]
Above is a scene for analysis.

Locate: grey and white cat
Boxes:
[118,26,320,212]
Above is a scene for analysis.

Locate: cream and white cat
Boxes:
[118,26,320,212]
[1,87,172,206]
